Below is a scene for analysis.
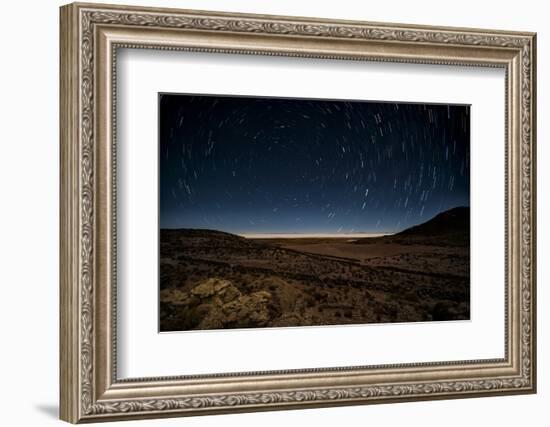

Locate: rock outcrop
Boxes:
[160,278,277,330]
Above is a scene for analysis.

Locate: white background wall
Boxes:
[0,0,546,425]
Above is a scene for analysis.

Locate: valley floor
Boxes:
[159,229,470,331]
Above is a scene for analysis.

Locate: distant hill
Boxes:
[396,206,469,237]
[160,227,254,250]
[355,207,470,246]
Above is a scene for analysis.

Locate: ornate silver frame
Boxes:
[60,2,536,423]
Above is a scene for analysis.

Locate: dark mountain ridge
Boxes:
[355,206,470,246]
[396,206,469,236]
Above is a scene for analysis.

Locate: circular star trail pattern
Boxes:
[159,94,469,233]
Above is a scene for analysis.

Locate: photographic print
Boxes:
[159,94,470,332]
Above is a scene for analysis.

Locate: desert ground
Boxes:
[159,207,470,331]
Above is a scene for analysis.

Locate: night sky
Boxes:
[159,94,469,234]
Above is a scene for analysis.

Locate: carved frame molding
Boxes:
[60,2,536,423]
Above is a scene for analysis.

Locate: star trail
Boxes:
[159,94,469,234]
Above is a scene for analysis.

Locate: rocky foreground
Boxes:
[161,278,276,330]
[159,208,470,331]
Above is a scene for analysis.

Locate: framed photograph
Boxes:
[60,2,537,423]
